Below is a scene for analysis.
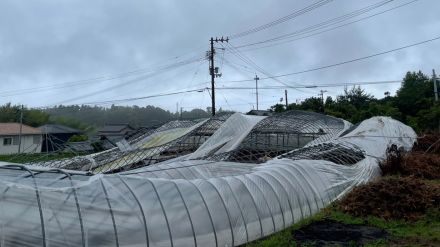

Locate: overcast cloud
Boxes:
[0,0,439,112]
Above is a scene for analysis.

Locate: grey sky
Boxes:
[0,0,439,113]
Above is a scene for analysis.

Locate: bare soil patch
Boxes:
[293,219,387,246]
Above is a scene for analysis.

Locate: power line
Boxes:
[225,42,309,92]
[236,0,420,53]
[220,35,440,83]
[215,80,402,90]
[0,52,205,97]
[229,0,334,39]
[75,88,208,106]
[32,78,402,111]
[53,56,205,106]
[233,0,413,50]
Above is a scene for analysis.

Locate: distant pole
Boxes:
[433,69,440,132]
[255,74,259,110]
[18,105,23,154]
[319,90,327,112]
[285,90,288,108]
[180,107,183,120]
[433,69,438,102]
[45,128,49,154]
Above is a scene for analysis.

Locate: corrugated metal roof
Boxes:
[98,124,134,133]
[39,124,82,134]
[0,123,41,135]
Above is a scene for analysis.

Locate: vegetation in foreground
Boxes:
[245,186,440,247]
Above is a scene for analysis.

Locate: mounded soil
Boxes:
[337,176,440,220]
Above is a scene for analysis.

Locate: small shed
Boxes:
[39,124,82,152]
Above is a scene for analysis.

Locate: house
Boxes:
[39,124,83,152]
[0,123,42,155]
[97,123,135,144]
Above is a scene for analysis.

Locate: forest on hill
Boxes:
[0,103,211,133]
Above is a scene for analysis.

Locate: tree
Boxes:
[0,103,50,127]
[396,71,433,118]
[299,97,323,112]
[270,104,285,113]
[337,86,374,109]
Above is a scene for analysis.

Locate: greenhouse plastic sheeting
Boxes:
[188,113,265,159]
[0,116,416,246]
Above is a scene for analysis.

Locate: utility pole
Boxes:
[284,90,288,108]
[18,105,23,154]
[208,36,228,116]
[433,69,438,102]
[255,74,259,110]
[318,90,327,113]
[433,69,440,132]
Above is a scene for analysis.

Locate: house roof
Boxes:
[98,123,134,133]
[39,124,82,134]
[0,123,41,135]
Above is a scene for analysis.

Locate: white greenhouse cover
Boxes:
[0,116,416,247]
[188,113,265,159]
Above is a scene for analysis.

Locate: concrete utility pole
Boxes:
[433,69,438,102]
[255,75,259,110]
[284,90,288,108]
[18,105,23,154]
[433,69,440,132]
[209,37,228,116]
[318,90,327,112]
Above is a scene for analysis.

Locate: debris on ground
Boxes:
[413,133,440,154]
[337,177,440,220]
[380,144,440,179]
[293,219,388,246]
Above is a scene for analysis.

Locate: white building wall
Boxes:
[0,134,42,155]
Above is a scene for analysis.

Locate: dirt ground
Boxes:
[293,219,387,246]
[337,176,440,220]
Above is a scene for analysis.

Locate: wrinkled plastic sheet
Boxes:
[0,117,417,246]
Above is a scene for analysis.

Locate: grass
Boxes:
[245,206,440,247]
[0,152,83,163]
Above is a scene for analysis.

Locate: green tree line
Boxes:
[0,104,212,133]
[270,71,440,133]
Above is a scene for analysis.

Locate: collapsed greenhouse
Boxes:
[0,111,417,246]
